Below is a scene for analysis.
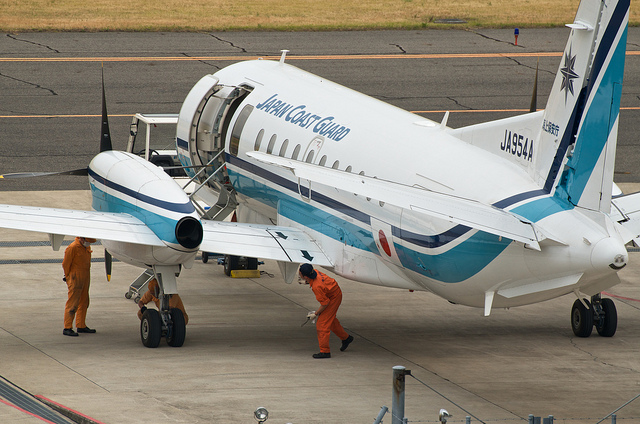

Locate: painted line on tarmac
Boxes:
[602,291,640,303]
[0,51,639,63]
[2,107,640,120]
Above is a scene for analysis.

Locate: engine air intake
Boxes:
[175,217,203,249]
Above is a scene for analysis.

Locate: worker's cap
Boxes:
[299,263,317,279]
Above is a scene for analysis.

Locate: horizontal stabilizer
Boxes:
[200,220,333,266]
[611,192,640,243]
[248,151,545,250]
[0,204,164,246]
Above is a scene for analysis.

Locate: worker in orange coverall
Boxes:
[62,237,97,337]
[299,263,353,359]
[137,279,189,325]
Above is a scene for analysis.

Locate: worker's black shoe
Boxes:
[77,327,96,333]
[312,352,331,359]
[63,328,78,337]
[340,335,354,351]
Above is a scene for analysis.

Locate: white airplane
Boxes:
[0,0,636,347]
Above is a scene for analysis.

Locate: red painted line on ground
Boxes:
[602,291,640,303]
[35,395,107,424]
[0,397,57,424]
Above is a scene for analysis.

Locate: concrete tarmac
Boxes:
[2,190,640,423]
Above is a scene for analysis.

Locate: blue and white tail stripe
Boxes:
[542,0,629,213]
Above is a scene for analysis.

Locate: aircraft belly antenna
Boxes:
[279,50,289,64]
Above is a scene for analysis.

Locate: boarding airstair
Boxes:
[126,113,237,222]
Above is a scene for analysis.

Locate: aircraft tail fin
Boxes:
[535,0,628,213]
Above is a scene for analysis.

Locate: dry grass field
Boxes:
[4,0,635,32]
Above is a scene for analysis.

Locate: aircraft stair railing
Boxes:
[124,268,155,303]
[183,150,237,221]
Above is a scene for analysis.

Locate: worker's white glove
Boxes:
[307,311,317,321]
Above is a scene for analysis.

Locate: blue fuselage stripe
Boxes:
[88,167,195,214]
[226,154,517,282]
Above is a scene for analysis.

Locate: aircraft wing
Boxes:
[200,220,333,266]
[0,204,164,247]
[248,151,545,250]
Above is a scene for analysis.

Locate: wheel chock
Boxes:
[230,269,261,278]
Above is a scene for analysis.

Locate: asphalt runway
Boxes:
[1,31,640,424]
[0,29,639,190]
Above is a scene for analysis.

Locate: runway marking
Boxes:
[2,107,640,119]
[0,51,638,63]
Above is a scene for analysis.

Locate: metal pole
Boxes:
[611,414,616,424]
[372,406,388,424]
[466,416,471,424]
[392,366,411,424]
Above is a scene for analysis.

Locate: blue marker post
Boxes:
[514,28,519,45]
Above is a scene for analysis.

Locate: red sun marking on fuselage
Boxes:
[379,230,392,257]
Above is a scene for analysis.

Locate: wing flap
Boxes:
[0,204,164,246]
[248,151,542,250]
[200,220,333,266]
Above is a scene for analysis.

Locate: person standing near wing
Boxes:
[299,263,353,358]
[62,237,97,337]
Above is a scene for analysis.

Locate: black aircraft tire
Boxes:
[141,309,162,348]
[247,257,258,270]
[202,252,209,263]
[571,299,593,338]
[167,308,186,347]
[224,255,239,276]
[596,298,617,337]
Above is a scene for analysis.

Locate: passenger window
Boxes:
[292,144,301,160]
[305,150,315,163]
[254,129,264,151]
[279,139,289,157]
[332,160,340,169]
[230,104,254,156]
[267,134,277,154]
[319,155,327,166]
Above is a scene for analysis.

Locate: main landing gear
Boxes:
[571,293,617,338]
[223,254,258,276]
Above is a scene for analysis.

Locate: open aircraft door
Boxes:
[176,75,251,187]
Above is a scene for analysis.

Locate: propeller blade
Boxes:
[529,57,539,113]
[105,249,112,282]
[0,168,88,179]
[100,65,113,153]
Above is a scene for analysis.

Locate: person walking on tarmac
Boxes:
[137,278,189,325]
[62,236,97,337]
[299,263,353,359]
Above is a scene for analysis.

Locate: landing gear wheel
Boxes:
[595,298,617,337]
[141,309,162,348]
[571,299,593,338]
[166,308,186,347]
[224,255,239,276]
[247,257,258,270]
[202,252,209,263]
